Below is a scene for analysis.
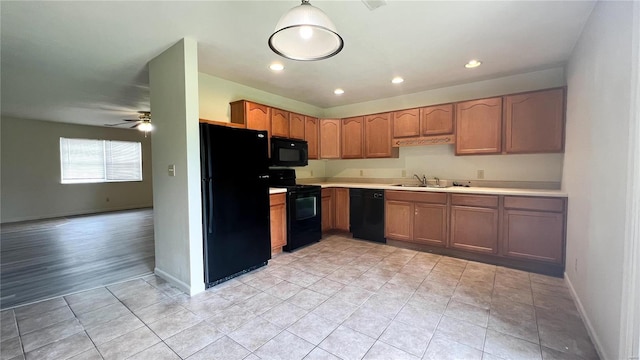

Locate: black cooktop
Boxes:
[269,168,320,192]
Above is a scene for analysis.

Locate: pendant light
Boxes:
[268,0,344,61]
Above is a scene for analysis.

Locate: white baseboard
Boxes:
[154,267,204,296]
[564,272,608,360]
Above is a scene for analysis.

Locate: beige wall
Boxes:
[198,73,324,122]
[562,1,636,359]
[0,117,153,223]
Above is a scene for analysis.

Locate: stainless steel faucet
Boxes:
[413,174,427,186]
[434,177,440,186]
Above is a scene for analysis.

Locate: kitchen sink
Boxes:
[390,184,451,188]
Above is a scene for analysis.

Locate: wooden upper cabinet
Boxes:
[289,112,305,140]
[305,116,319,160]
[504,88,565,154]
[364,112,398,158]
[230,100,271,136]
[392,108,420,138]
[319,119,341,159]
[421,104,454,136]
[341,116,364,159]
[455,97,502,155]
[271,108,290,138]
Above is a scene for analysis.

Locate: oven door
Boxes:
[284,188,321,252]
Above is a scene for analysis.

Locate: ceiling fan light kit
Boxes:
[268,0,343,61]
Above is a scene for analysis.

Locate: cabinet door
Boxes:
[450,206,499,254]
[455,97,502,155]
[320,119,341,159]
[289,112,305,140]
[393,108,420,138]
[305,116,319,160]
[504,88,565,154]
[503,209,564,264]
[271,108,290,138]
[421,104,454,136]
[341,116,364,159]
[413,203,447,247]
[334,188,350,231]
[365,112,396,158]
[269,193,287,251]
[321,189,334,232]
[245,102,271,135]
[385,200,413,241]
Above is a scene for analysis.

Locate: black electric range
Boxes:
[269,169,322,251]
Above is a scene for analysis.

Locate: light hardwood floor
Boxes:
[0,208,154,310]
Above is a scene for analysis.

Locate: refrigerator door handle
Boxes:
[208,180,214,233]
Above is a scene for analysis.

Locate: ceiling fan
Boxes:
[105,111,152,134]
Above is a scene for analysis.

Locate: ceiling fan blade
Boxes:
[105,122,130,127]
[130,123,140,129]
[122,119,138,122]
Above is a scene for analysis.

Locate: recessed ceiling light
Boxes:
[392,77,404,84]
[334,88,344,95]
[465,59,482,69]
[269,63,284,71]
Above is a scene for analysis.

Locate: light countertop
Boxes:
[269,188,287,195]
[310,182,567,197]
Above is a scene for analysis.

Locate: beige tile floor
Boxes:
[0,235,599,360]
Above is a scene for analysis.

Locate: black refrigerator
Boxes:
[200,123,271,288]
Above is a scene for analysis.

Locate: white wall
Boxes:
[149,38,204,295]
[323,68,566,183]
[562,2,636,359]
[0,117,153,223]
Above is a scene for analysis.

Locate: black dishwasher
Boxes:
[349,188,386,243]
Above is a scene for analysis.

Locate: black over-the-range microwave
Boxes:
[270,137,308,167]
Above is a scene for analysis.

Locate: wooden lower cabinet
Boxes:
[414,203,447,246]
[321,188,334,232]
[384,191,567,275]
[269,193,287,254]
[384,190,447,246]
[385,200,413,241]
[450,206,499,254]
[334,188,350,231]
[502,196,565,264]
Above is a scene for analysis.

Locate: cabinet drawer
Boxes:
[385,190,447,204]
[451,194,498,208]
[270,193,286,206]
[504,196,565,212]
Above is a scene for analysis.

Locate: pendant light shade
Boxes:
[268,0,343,61]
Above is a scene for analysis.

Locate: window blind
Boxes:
[60,138,142,183]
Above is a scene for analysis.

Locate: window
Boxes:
[60,138,142,183]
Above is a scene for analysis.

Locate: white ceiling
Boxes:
[1,1,596,127]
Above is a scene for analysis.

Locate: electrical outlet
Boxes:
[359,169,364,176]
[402,170,406,177]
[477,169,485,179]
[575,258,578,272]
[106,197,110,202]
[310,170,314,177]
